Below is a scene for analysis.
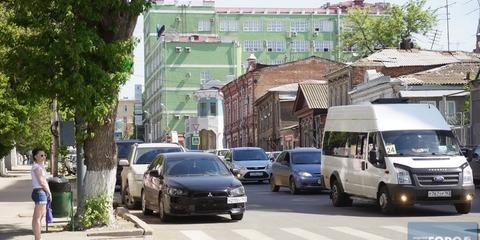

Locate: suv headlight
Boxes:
[463,167,474,186]
[396,167,412,185]
[297,171,313,177]
[229,186,245,196]
[167,187,188,196]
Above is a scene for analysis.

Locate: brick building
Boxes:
[221,56,345,148]
[293,81,329,148]
[326,49,480,107]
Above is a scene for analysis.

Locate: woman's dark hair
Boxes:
[32,148,44,162]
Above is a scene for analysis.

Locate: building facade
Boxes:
[143,0,388,141]
[116,99,136,140]
[293,81,329,148]
[254,83,298,152]
[326,49,480,107]
[184,80,225,150]
[222,56,344,148]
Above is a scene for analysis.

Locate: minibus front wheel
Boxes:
[377,186,395,214]
[331,180,352,207]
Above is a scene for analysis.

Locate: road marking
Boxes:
[382,225,408,234]
[232,229,275,240]
[181,230,215,240]
[329,227,390,240]
[281,228,333,240]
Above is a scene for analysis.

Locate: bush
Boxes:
[81,193,110,229]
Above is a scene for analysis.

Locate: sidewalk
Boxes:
[0,165,146,240]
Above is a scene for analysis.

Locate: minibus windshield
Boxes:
[381,130,462,157]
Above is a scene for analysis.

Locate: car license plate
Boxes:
[250,172,263,176]
[428,191,451,198]
[227,196,247,204]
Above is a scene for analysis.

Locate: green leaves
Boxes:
[340,0,437,58]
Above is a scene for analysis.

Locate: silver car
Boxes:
[225,147,270,183]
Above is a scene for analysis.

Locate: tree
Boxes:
[340,0,437,58]
[1,0,149,226]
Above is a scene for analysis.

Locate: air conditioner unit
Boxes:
[174,114,181,119]
[210,18,215,23]
[292,31,297,37]
[263,40,268,47]
[185,47,191,52]
[313,31,319,37]
[175,47,182,53]
[175,17,181,22]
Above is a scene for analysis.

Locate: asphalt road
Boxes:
[128,183,480,240]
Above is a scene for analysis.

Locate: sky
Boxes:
[119,0,479,99]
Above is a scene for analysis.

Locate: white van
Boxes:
[321,104,475,214]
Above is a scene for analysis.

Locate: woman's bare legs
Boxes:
[32,203,46,240]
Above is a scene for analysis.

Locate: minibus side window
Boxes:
[368,132,386,168]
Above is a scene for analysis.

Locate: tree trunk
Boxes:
[82,101,118,224]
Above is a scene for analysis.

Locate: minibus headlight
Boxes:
[396,167,412,185]
[463,167,474,186]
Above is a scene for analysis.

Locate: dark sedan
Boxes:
[270,148,325,194]
[141,152,247,222]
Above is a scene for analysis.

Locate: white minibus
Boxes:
[321,104,475,214]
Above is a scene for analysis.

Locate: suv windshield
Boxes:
[165,157,231,177]
[135,147,183,164]
[381,130,461,157]
[233,149,268,161]
[291,152,321,164]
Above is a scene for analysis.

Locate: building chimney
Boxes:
[246,53,257,72]
[400,37,414,50]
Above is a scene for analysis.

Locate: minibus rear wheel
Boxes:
[454,203,471,214]
[331,180,352,207]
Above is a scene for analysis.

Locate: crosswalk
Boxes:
[165,225,433,240]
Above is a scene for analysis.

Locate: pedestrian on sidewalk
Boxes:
[31,148,52,240]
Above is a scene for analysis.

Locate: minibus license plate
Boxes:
[428,191,451,198]
[250,172,263,176]
[227,196,247,204]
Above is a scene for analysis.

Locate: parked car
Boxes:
[321,104,474,214]
[266,151,281,162]
[116,140,143,186]
[270,148,324,194]
[210,149,230,161]
[120,143,185,209]
[224,147,270,182]
[462,145,480,185]
[141,152,247,222]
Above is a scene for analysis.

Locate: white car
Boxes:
[120,143,185,209]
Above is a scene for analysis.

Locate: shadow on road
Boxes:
[131,211,236,225]
[0,224,32,240]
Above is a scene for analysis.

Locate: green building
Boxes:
[143,0,388,142]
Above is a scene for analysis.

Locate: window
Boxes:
[291,40,309,52]
[198,20,211,32]
[267,20,283,32]
[199,102,208,117]
[314,20,334,32]
[219,20,239,32]
[200,71,210,84]
[243,20,263,32]
[290,20,309,32]
[210,102,217,116]
[266,40,286,52]
[124,105,128,112]
[315,41,333,52]
[244,40,263,52]
[323,131,368,157]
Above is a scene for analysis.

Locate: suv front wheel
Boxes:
[122,182,138,209]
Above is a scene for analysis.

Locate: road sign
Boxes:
[192,136,200,145]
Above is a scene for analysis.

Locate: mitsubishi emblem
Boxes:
[433,176,445,182]
[207,192,213,197]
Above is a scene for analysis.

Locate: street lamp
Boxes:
[144,110,152,143]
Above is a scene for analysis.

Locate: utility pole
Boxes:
[445,0,451,51]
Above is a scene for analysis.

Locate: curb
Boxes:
[116,207,153,236]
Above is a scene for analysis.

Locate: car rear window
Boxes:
[135,147,182,164]
[291,152,321,164]
[233,149,268,161]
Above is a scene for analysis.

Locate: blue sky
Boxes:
[119,0,478,99]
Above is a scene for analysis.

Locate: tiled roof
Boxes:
[299,81,329,109]
[398,63,480,85]
[354,49,480,68]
